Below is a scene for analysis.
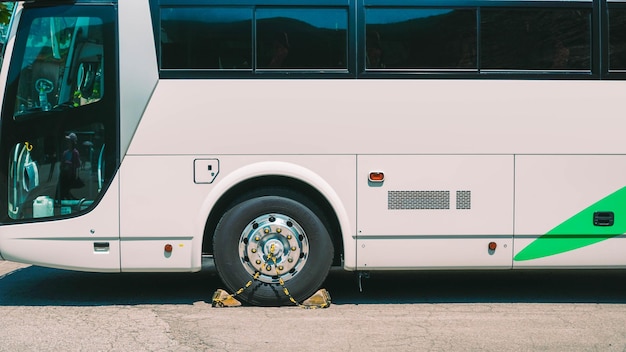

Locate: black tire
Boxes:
[213,195,334,306]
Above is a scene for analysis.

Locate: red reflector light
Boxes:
[164,244,173,253]
[488,242,497,251]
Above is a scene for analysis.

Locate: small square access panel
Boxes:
[194,159,220,184]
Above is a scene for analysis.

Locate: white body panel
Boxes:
[514,155,626,268]
[127,79,626,156]
[356,155,514,269]
[0,175,121,272]
[513,237,626,268]
[515,155,626,236]
[357,155,513,236]
[118,0,159,157]
[123,78,626,270]
[357,238,513,269]
[119,155,357,271]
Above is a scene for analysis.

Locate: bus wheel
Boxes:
[213,195,333,306]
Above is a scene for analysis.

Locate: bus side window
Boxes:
[256,8,348,70]
[364,8,477,70]
[609,8,626,71]
[481,8,592,71]
[160,7,253,70]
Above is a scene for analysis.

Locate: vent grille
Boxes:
[388,191,450,210]
[456,190,472,210]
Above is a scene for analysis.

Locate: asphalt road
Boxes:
[1,261,626,351]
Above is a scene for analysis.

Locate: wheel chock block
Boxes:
[301,288,331,308]
[211,289,242,307]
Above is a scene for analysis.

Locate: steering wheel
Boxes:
[35,78,54,94]
[35,78,54,111]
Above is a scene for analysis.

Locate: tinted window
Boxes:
[481,8,591,70]
[14,17,104,115]
[160,8,253,70]
[365,9,477,70]
[609,8,626,71]
[1,6,117,221]
[256,8,347,69]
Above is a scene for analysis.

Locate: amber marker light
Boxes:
[369,172,385,182]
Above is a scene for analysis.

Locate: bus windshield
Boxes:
[1,4,117,222]
[14,16,103,116]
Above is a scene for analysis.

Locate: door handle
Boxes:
[593,211,614,226]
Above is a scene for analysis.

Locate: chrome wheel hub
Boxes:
[239,213,309,283]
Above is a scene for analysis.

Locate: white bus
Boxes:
[0,0,625,306]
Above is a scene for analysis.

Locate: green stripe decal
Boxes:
[514,186,626,261]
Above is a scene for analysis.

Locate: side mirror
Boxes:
[77,61,99,98]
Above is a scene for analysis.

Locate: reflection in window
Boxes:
[5,9,113,221]
[609,9,626,71]
[256,8,347,69]
[481,8,591,70]
[365,9,477,70]
[160,8,252,70]
[8,124,106,219]
[14,17,104,117]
